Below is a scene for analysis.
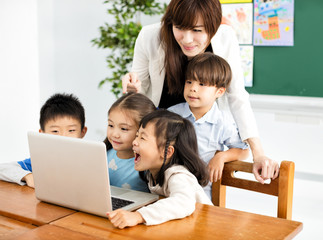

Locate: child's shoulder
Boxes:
[167,102,187,111]
[163,165,201,189]
[211,104,236,125]
[164,165,192,180]
[107,148,116,157]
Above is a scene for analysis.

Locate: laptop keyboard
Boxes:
[111,197,134,210]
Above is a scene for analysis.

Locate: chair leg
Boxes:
[212,180,226,207]
[278,161,295,219]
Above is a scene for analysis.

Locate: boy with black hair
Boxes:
[0,93,87,187]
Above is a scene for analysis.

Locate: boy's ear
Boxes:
[81,126,87,138]
[215,87,226,98]
[39,129,43,133]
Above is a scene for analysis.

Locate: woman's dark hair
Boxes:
[160,0,222,95]
[39,93,85,131]
[186,52,232,88]
[104,92,156,150]
[139,110,209,187]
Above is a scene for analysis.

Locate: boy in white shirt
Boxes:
[168,52,249,199]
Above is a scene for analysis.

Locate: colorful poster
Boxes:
[253,0,294,46]
[220,0,252,3]
[240,45,254,87]
[222,3,253,44]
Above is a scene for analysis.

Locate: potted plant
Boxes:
[92,0,166,98]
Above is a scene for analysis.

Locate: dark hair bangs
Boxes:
[171,0,220,37]
[140,115,167,150]
[172,4,199,30]
[186,59,217,86]
[186,52,232,88]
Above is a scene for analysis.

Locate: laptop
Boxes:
[27,131,158,218]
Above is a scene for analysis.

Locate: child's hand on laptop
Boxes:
[22,173,35,188]
[107,209,145,229]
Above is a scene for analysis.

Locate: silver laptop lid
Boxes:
[28,131,112,217]
[27,132,158,217]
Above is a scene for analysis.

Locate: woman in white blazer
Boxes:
[122,0,279,184]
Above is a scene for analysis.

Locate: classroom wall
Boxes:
[0,0,165,163]
[0,0,115,162]
[250,95,323,177]
[0,0,322,181]
[38,0,116,142]
[0,0,40,162]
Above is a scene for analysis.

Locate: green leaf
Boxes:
[92,0,167,96]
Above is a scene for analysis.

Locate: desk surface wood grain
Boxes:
[0,215,36,239]
[0,181,75,226]
[0,180,302,239]
[12,225,100,240]
[52,203,303,240]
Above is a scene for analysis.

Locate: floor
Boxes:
[225,174,323,239]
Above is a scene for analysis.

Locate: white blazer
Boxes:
[132,23,258,140]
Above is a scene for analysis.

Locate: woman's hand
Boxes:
[252,156,279,184]
[247,137,279,184]
[122,72,141,93]
[107,209,144,229]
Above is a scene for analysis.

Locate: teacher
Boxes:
[122,0,279,184]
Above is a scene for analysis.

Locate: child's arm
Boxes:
[107,169,209,228]
[22,173,35,188]
[208,148,249,182]
[207,111,249,182]
[107,209,145,229]
[0,162,32,185]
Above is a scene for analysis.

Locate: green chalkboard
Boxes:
[246,0,323,97]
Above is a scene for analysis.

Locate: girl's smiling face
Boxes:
[132,123,165,178]
[107,109,138,159]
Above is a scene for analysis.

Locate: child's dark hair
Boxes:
[104,92,156,150]
[139,110,209,187]
[186,52,232,88]
[39,93,85,131]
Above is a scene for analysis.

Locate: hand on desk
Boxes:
[107,209,144,229]
[22,173,35,188]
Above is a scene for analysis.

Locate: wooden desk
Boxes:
[0,215,36,239]
[52,204,303,240]
[0,181,75,226]
[0,180,302,239]
[11,225,100,240]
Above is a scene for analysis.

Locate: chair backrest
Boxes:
[211,160,295,219]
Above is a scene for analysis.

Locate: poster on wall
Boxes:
[240,45,254,87]
[253,0,294,46]
[222,3,253,44]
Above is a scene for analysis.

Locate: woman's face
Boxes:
[172,15,209,59]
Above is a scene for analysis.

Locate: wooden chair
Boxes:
[212,160,295,220]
